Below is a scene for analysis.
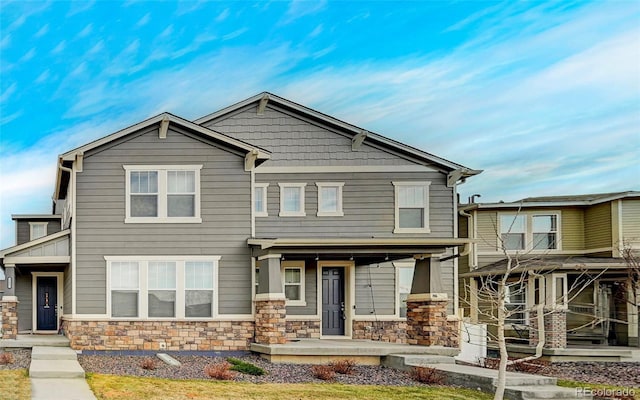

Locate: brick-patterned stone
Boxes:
[529,308,567,349]
[285,320,321,339]
[1,299,19,339]
[406,299,458,347]
[352,320,408,343]
[61,319,254,351]
[254,299,286,345]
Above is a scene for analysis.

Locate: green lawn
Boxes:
[0,370,31,400]
[87,373,493,400]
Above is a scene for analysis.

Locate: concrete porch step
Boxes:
[382,354,455,371]
[0,334,70,348]
[32,346,78,360]
[29,359,85,378]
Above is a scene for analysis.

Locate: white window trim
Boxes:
[29,222,48,240]
[123,165,203,224]
[105,256,220,320]
[278,183,307,217]
[254,183,269,217]
[497,212,562,253]
[392,181,431,233]
[545,273,568,310]
[504,281,527,326]
[393,261,415,319]
[281,260,306,306]
[316,182,344,217]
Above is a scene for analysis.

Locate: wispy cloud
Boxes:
[77,23,93,38]
[34,24,49,38]
[35,69,50,84]
[222,28,247,41]
[136,13,151,27]
[282,0,327,24]
[19,48,36,62]
[51,40,66,54]
[216,8,230,22]
[0,83,17,102]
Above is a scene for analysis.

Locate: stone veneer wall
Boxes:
[406,299,459,347]
[61,320,254,351]
[1,300,18,339]
[352,320,407,343]
[529,308,567,349]
[254,299,286,345]
[285,320,321,339]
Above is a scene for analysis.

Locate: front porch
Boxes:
[0,333,70,348]
[251,338,458,365]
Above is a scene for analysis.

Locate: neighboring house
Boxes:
[459,192,640,349]
[0,93,480,352]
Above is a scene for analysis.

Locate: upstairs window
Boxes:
[393,182,430,233]
[500,215,526,251]
[533,215,558,250]
[254,183,269,217]
[279,183,306,217]
[498,213,561,252]
[29,222,48,240]
[124,165,202,223]
[316,182,344,217]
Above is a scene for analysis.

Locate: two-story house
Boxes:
[459,192,640,350]
[0,93,480,355]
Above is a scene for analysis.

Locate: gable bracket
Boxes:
[352,130,368,151]
[447,168,483,187]
[159,116,170,139]
[75,152,84,172]
[257,94,270,115]
[245,149,259,171]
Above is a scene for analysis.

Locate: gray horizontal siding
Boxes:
[205,106,417,167]
[16,275,32,331]
[256,172,453,238]
[75,127,253,315]
[355,262,396,316]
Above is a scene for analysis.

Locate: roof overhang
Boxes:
[461,191,640,210]
[1,230,70,260]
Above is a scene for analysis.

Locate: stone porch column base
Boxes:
[406,294,458,347]
[254,298,287,345]
[1,296,19,340]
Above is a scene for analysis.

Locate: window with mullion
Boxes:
[148,261,176,318]
[111,261,140,317]
[130,171,158,217]
[185,261,214,317]
[532,215,558,250]
[500,215,526,251]
[167,170,196,217]
[394,182,430,232]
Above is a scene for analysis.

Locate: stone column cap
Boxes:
[1,296,19,302]
[255,293,286,301]
[407,293,448,302]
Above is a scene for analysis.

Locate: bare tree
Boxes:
[461,211,608,400]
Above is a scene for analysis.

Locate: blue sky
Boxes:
[1,0,639,248]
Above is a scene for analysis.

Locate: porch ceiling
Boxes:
[248,237,472,265]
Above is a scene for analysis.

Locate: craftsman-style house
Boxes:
[0,93,480,353]
[459,192,640,349]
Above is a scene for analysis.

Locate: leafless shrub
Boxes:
[0,352,15,365]
[204,361,236,380]
[140,358,156,370]
[409,366,445,385]
[329,358,356,375]
[311,364,336,381]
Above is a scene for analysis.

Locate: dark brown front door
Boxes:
[36,277,57,331]
[322,267,345,335]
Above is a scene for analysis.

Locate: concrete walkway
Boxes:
[30,346,97,400]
